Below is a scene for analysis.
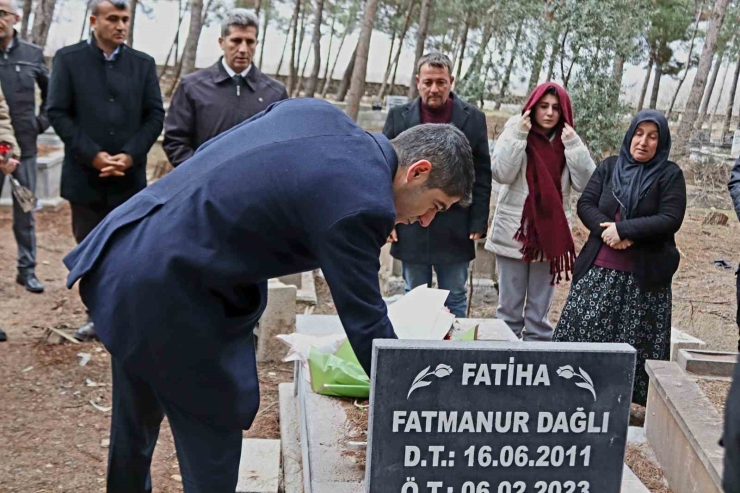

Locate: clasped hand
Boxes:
[93,152,133,178]
[600,222,633,250]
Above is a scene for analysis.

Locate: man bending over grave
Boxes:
[63,98,474,493]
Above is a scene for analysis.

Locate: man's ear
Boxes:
[405,159,432,183]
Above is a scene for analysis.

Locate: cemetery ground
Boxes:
[0,192,738,491]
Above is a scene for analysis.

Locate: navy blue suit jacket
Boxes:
[64,99,399,428]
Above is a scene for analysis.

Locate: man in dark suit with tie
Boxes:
[383,52,492,317]
[64,98,474,492]
[163,8,288,167]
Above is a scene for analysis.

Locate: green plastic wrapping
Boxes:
[306,325,478,398]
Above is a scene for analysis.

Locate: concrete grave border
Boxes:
[645,360,724,493]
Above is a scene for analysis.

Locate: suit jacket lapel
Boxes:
[451,93,470,131]
[402,98,422,130]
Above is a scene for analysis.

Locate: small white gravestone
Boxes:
[732,129,740,159]
[385,95,409,109]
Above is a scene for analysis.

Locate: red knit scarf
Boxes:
[514,83,576,284]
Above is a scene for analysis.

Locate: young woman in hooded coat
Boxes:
[485,82,596,341]
[553,110,687,406]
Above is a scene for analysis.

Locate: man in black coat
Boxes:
[163,8,288,167]
[0,0,49,294]
[47,0,164,341]
[383,52,491,317]
[64,98,474,492]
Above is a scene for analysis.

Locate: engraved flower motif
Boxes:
[433,364,453,378]
[556,365,575,379]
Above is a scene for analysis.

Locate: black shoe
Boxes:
[16,273,44,293]
[74,322,98,342]
[0,328,6,342]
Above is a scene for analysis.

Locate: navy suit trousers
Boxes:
[107,357,243,493]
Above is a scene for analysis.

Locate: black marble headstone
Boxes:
[366,340,636,493]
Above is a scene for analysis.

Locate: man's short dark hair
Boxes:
[391,124,474,206]
[221,8,260,38]
[89,0,129,16]
[416,52,453,77]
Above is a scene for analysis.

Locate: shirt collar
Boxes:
[88,35,122,61]
[221,58,252,78]
[4,32,16,52]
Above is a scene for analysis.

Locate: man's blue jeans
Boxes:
[402,261,469,318]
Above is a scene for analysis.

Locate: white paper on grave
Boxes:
[276,285,455,381]
[387,285,456,340]
[276,332,347,382]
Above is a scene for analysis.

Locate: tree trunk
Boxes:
[276,24,292,76]
[287,0,302,95]
[562,42,580,90]
[258,2,271,69]
[321,28,348,98]
[255,0,262,17]
[495,19,523,110]
[649,61,662,109]
[545,29,562,82]
[637,55,654,112]
[318,15,336,94]
[460,17,493,87]
[675,0,731,160]
[294,3,309,80]
[381,0,416,99]
[613,54,625,89]
[346,0,379,121]
[454,15,470,81]
[180,0,206,76]
[305,0,326,97]
[407,0,432,99]
[336,42,358,102]
[29,0,57,49]
[708,61,731,135]
[376,27,396,99]
[722,51,740,139]
[79,0,90,42]
[158,0,187,82]
[127,0,138,47]
[527,28,547,94]
[696,51,725,129]
[20,0,33,40]
[666,0,704,119]
[294,41,312,97]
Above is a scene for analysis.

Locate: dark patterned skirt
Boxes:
[553,266,671,406]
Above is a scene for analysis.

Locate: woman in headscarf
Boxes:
[486,82,595,341]
[553,110,687,406]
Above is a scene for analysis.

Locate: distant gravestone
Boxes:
[732,129,740,159]
[366,341,635,493]
[386,96,409,109]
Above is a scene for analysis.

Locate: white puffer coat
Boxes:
[485,115,596,260]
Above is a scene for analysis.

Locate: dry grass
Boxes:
[671,210,739,351]
[244,361,295,440]
[697,379,731,420]
[625,443,672,493]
